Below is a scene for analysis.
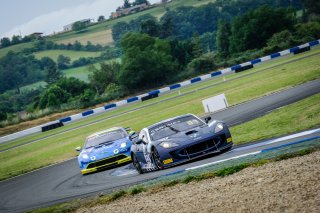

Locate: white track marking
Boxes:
[185,151,261,170]
[186,128,320,171]
[233,128,320,152]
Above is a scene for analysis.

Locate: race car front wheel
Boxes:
[132,154,144,174]
[151,148,164,170]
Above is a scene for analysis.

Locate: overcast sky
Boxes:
[0,0,159,38]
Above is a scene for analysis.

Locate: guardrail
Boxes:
[0,39,319,143]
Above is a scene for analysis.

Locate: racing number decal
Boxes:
[142,144,156,171]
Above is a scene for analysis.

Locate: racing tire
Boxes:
[132,154,144,174]
[151,147,164,170]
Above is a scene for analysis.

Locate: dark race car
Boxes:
[130,114,233,173]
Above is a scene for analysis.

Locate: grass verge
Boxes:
[0,49,319,181]
[230,93,320,144]
[30,145,320,213]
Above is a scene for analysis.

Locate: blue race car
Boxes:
[76,127,136,175]
[130,114,233,174]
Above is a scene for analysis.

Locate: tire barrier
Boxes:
[235,64,254,73]
[41,122,64,132]
[293,46,311,55]
[1,39,319,143]
[141,93,159,102]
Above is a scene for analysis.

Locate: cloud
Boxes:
[1,0,160,38]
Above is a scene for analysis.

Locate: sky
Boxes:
[0,0,159,38]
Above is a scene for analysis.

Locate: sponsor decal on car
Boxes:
[163,158,173,165]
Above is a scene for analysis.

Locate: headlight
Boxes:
[120,142,126,148]
[214,123,224,133]
[82,154,89,159]
[160,142,179,149]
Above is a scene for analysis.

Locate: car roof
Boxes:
[86,127,125,139]
[147,113,198,129]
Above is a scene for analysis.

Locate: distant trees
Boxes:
[57,55,71,70]
[112,14,157,42]
[132,0,149,6]
[45,65,63,85]
[140,19,160,37]
[36,77,91,109]
[230,6,295,53]
[302,0,320,15]
[97,15,105,22]
[118,33,177,89]
[123,0,131,8]
[0,52,44,93]
[72,21,87,32]
[0,37,11,48]
[112,22,131,42]
[11,35,21,45]
[216,20,231,58]
[88,61,120,95]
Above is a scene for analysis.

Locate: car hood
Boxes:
[80,137,130,157]
[153,126,214,145]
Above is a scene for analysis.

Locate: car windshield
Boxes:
[84,129,127,148]
[149,115,204,141]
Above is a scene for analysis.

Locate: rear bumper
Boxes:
[81,156,131,175]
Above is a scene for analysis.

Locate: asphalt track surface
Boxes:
[0,79,319,213]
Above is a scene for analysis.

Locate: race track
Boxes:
[0,79,319,213]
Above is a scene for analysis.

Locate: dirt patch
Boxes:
[78,151,320,213]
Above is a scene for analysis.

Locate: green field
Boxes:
[0,47,319,181]
[20,81,47,92]
[63,65,91,82]
[0,0,216,57]
[51,0,216,45]
[33,50,101,62]
[63,58,121,82]
[0,42,34,58]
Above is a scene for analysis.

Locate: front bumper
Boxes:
[81,155,131,175]
[161,134,233,167]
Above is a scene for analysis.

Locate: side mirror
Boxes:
[129,131,137,140]
[134,139,144,145]
[204,116,212,124]
[75,146,82,152]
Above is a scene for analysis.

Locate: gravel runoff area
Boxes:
[78,151,320,213]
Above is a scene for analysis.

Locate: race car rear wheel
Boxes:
[132,154,144,174]
[151,148,164,170]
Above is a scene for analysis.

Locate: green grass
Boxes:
[20,81,47,92]
[0,48,319,181]
[63,65,91,82]
[0,42,34,58]
[230,93,320,144]
[33,50,101,62]
[30,145,320,213]
[63,58,121,82]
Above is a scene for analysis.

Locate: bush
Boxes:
[262,30,298,54]
[0,112,7,121]
[294,21,320,42]
[103,83,126,100]
[187,52,217,74]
